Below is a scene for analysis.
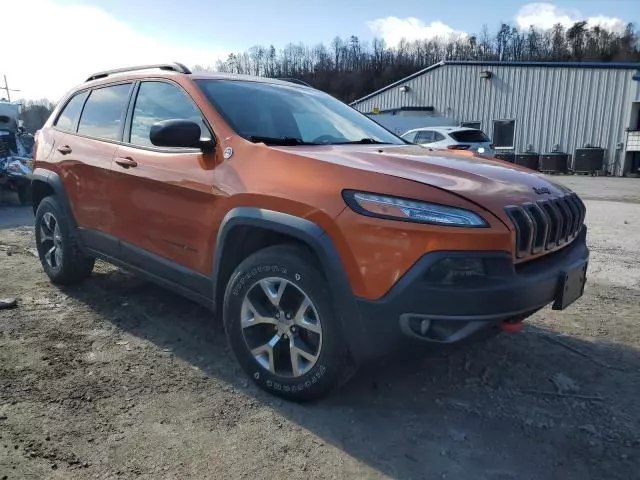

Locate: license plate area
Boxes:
[553,261,588,310]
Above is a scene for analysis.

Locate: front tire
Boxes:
[34,196,95,285]
[223,245,348,401]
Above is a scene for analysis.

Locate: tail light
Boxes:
[447,144,471,150]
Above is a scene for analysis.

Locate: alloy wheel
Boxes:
[240,277,323,377]
[40,212,63,272]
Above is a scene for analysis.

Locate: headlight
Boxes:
[342,191,487,227]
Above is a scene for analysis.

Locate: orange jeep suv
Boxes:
[32,63,589,401]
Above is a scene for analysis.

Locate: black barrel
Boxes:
[515,153,540,171]
[573,148,604,173]
[540,153,569,173]
[495,152,515,163]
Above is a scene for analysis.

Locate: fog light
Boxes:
[420,319,431,335]
[425,258,486,285]
[406,316,432,337]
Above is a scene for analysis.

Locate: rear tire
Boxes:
[34,196,95,285]
[223,244,349,402]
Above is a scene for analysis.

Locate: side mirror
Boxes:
[150,119,216,151]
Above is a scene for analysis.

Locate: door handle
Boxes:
[57,145,72,155]
[115,157,137,168]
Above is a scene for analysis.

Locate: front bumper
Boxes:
[355,227,588,356]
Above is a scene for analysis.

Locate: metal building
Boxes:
[351,61,640,176]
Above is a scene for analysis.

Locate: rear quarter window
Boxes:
[450,129,490,143]
[55,91,89,132]
[433,132,446,141]
[415,131,435,143]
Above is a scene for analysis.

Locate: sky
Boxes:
[3,0,638,101]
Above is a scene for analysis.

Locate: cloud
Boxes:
[515,3,626,33]
[367,17,467,47]
[585,15,627,33]
[2,0,228,101]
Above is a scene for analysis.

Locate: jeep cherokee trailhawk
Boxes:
[31,63,589,401]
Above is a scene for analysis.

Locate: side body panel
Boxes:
[54,133,118,233]
[109,145,219,275]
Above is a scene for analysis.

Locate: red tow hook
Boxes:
[501,319,524,333]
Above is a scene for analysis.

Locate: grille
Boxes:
[505,194,586,259]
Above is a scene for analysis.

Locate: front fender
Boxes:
[213,207,372,364]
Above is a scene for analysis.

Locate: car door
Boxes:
[109,80,218,294]
[50,83,132,251]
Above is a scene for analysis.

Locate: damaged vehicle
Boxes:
[0,100,34,204]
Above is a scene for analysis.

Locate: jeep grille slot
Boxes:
[505,206,533,258]
[506,193,585,259]
[524,203,548,254]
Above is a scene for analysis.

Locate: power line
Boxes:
[1,75,20,102]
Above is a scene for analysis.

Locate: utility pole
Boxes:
[1,75,20,102]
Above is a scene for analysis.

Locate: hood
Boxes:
[280,144,569,219]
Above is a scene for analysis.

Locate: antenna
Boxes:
[0,75,20,102]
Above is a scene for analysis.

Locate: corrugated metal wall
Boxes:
[353,64,640,174]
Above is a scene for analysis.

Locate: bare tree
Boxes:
[211,22,640,102]
[19,99,55,133]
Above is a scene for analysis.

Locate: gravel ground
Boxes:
[1,176,639,480]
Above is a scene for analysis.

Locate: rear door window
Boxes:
[77,84,132,141]
[415,131,435,143]
[55,91,89,132]
[450,129,490,143]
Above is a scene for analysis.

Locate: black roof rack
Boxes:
[85,62,191,82]
[277,78,312,87]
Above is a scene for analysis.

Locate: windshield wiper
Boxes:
[248,135,309,146]
[333,138,390,145]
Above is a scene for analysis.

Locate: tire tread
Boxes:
[35,196,95,285]
[223,243,349,401]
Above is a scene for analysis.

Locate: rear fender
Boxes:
[31,168,77,229]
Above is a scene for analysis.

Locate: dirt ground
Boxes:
[1,176,639,480]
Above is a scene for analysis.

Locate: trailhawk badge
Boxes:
[533,186,551,195]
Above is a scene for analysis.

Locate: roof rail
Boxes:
[85,62,191,82]
[277,78,312,87]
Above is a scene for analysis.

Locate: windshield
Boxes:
[195,79,404,146]
[449,129,490,143]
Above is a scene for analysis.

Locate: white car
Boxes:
[402,126,495,156]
